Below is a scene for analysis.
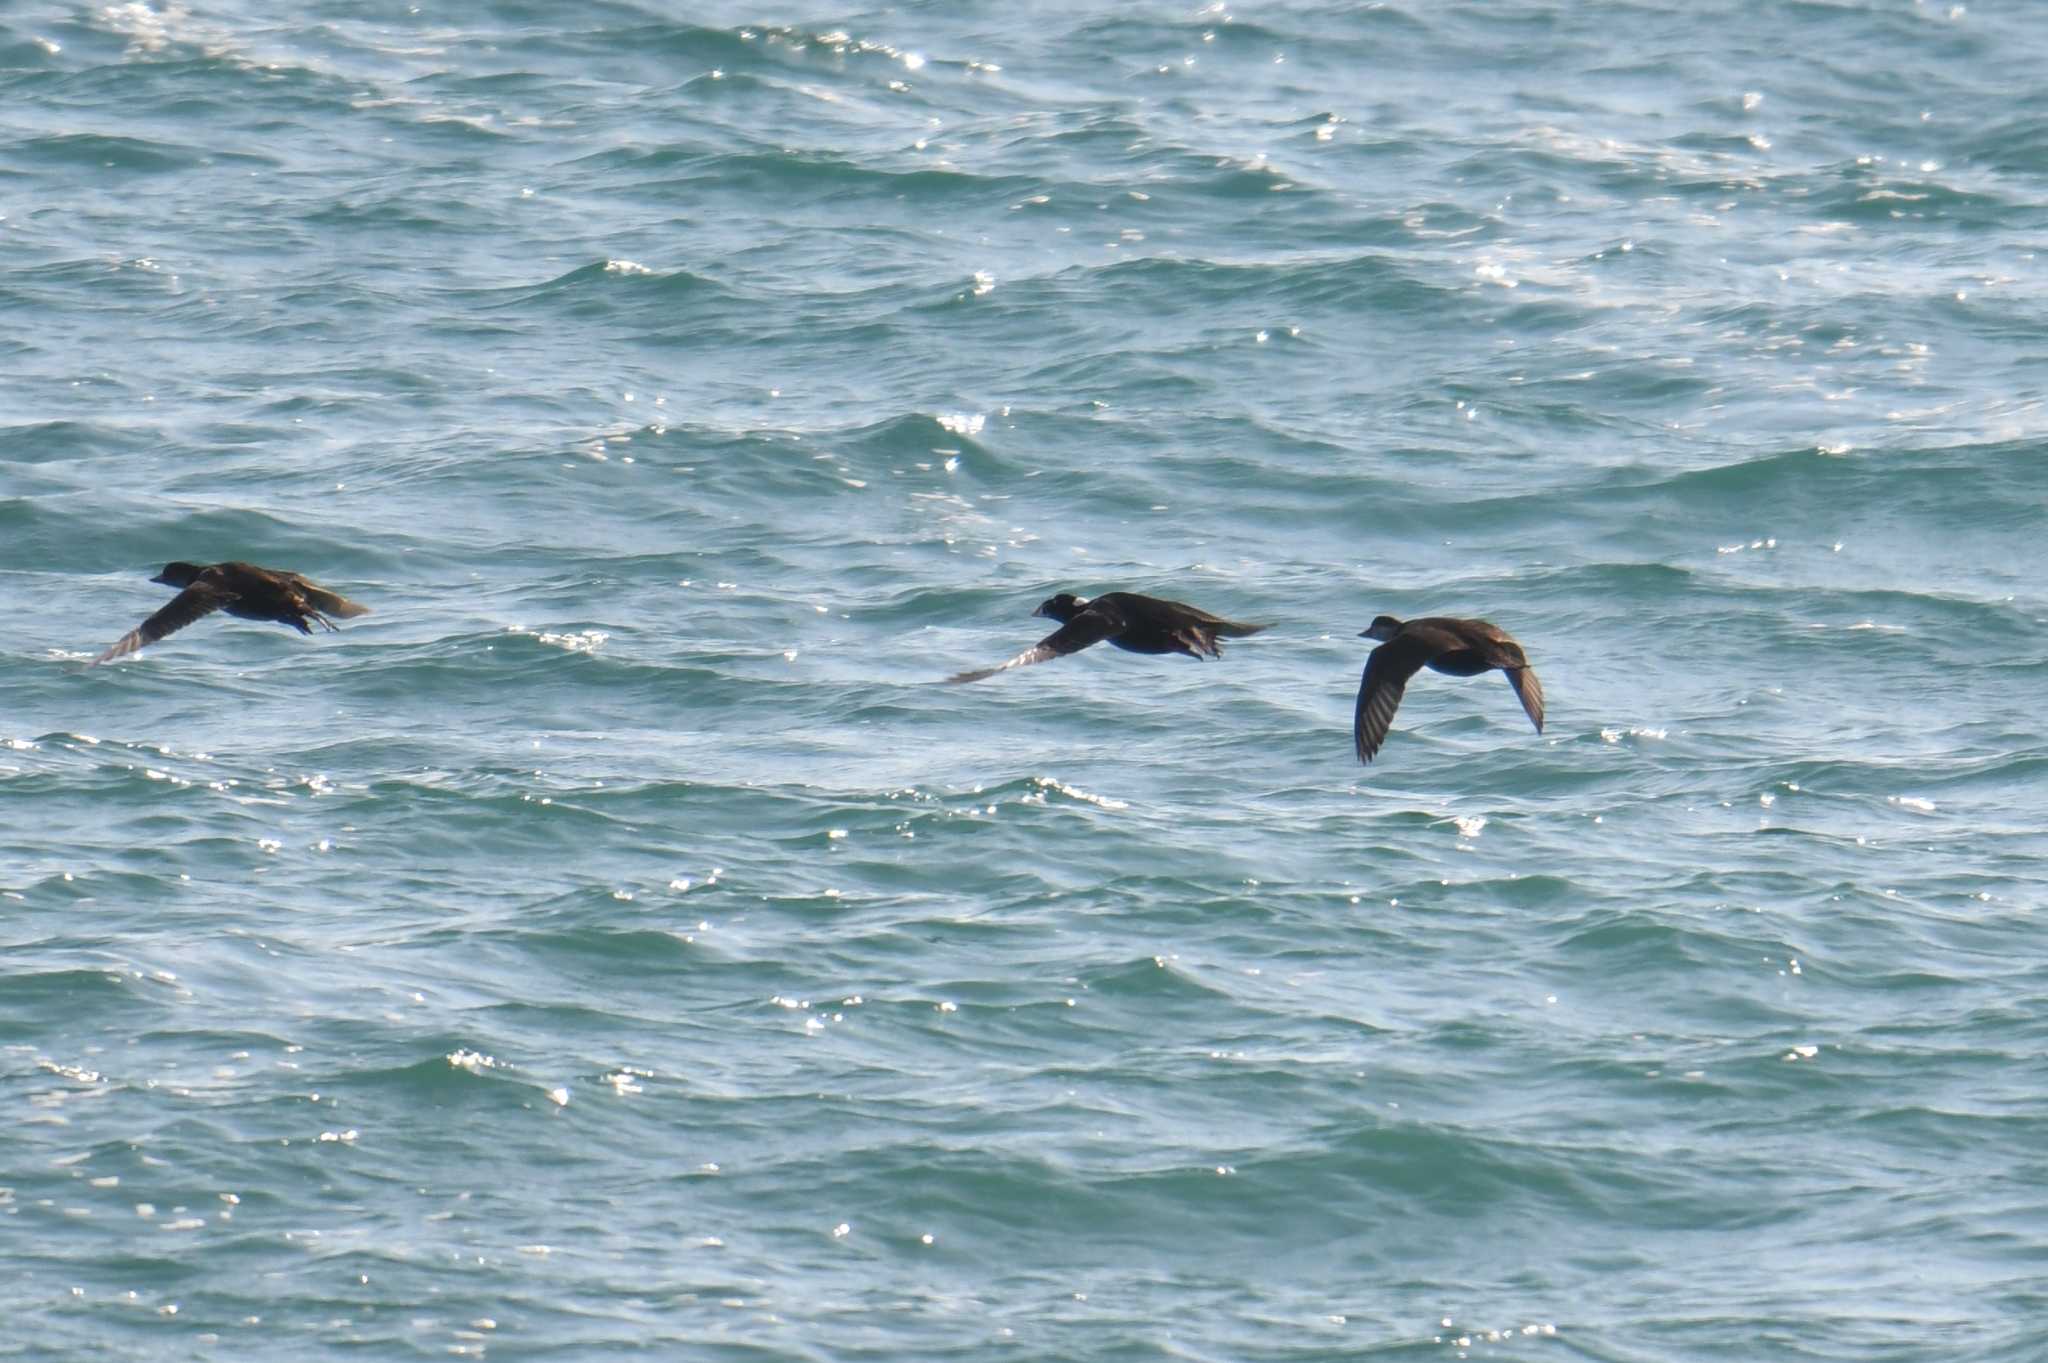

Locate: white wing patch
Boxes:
[946,642,1060,684]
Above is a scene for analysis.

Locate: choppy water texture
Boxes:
[5,1,2047,1358]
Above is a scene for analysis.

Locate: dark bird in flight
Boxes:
[947,591,1267,683]
[1353,615,1543,762]
[95,561,370,664]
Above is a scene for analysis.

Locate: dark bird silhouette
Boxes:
[947,590,1266,683]
[1353,615,1543,762]
[95,561,370,664]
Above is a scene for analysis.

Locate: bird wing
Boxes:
[1354,635,1436,762]
[94,584,235,664]
[946,606,1123,683]
[1505,665,1544,733]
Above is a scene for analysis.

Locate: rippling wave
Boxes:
[5,1,2046,1359]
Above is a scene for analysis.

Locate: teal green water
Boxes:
[5,2,2047,1359]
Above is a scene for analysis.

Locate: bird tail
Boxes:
[1213,620,1268,638]
[312,594,370,619]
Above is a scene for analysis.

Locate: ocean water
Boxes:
[4,0,2047,1357]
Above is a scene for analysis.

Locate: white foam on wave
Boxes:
[1032,777,1128,811]
[96,0,297,72]
[1474,260,1519,289]
[97,1,189,54]
[508,627,609,655]
[1600,726,1667,743]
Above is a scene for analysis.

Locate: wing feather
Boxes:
[946,606,1122,683]
[94,585,234,664]
[1353,636,1435,763]
[1506,666,1545,733]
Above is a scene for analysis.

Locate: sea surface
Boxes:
[4,2,2046,1358]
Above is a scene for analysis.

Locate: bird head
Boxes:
[1034,592,1086,622]
[1359,614,1403,641]
[151,562,206,588]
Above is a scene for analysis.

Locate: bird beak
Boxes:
[1357,628,1373,638]
[1032,605,1049,619]
[150,573,172,585]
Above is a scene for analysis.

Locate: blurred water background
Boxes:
[3,1,2046,1358]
